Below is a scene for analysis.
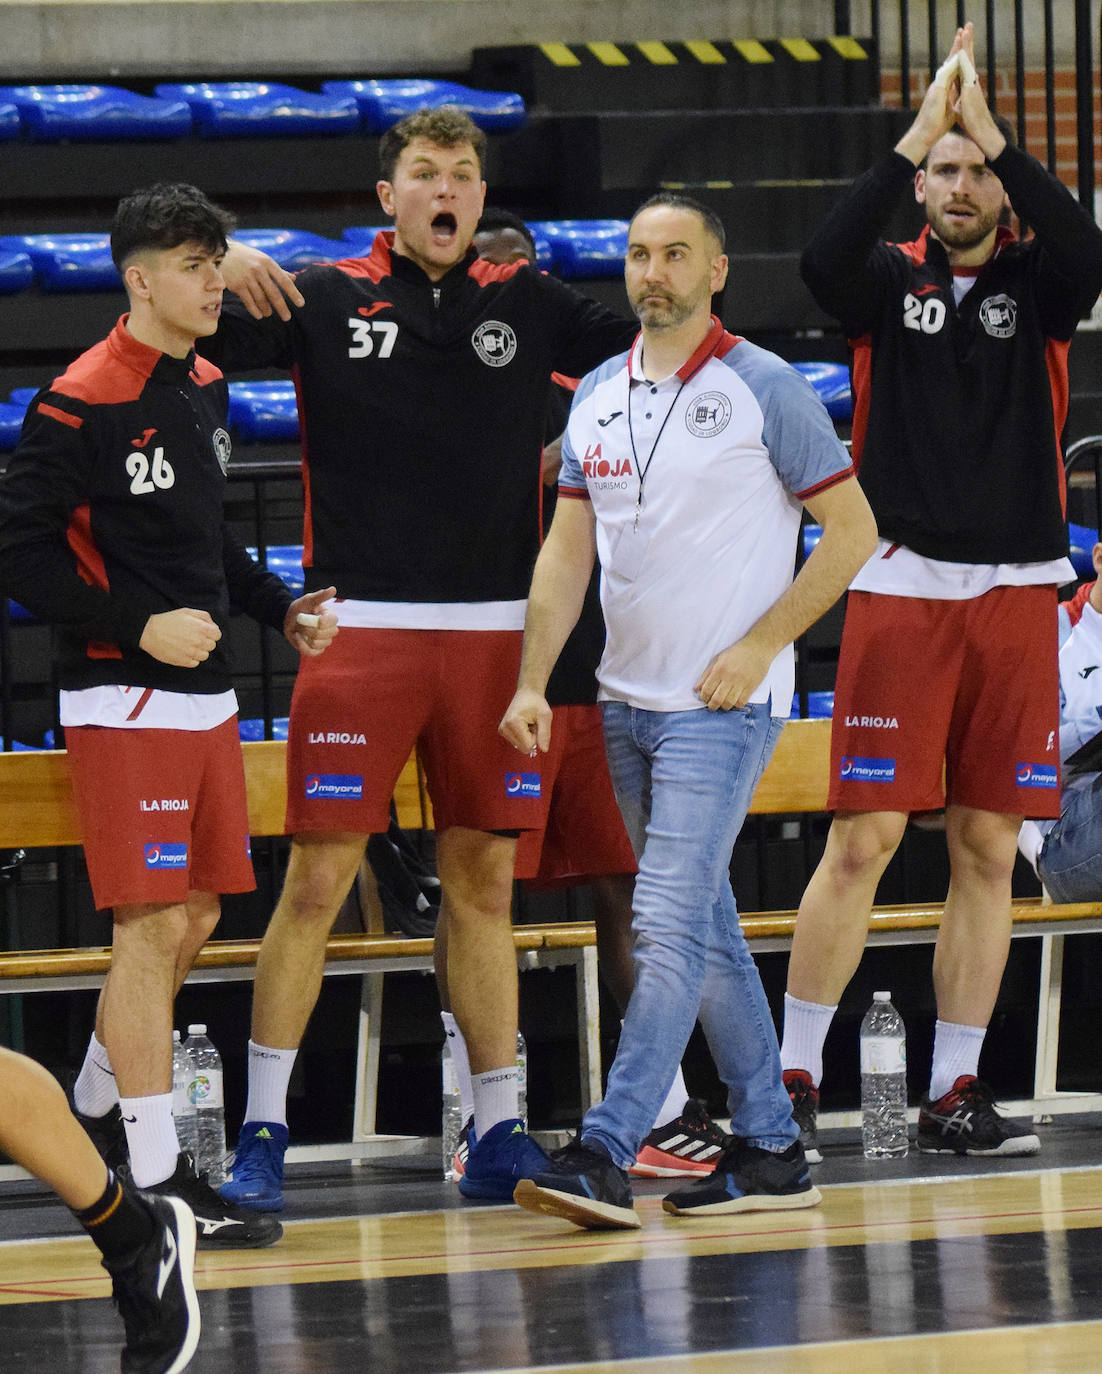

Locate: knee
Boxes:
[948,812,1019,886]
[280,844,361,926]
[823,814,905,883]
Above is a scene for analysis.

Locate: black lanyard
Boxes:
[627,375,688,531]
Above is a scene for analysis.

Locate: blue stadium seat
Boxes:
[228,381,300,444]
[237,716,290,742]
[802,524,822,559]
[4,601,35,623]
[8,388,36,408]
[322,78,525,134]
[788,690,834,719]
[791,361,853,422]
[0,233,118,292]
[1068,522,1098,579]
[0,248,32,296]
[530,220,629,278]
[340,227,384,256]
[0,85,192,140]
[0,102,19,141]
[0,402,26,452]
[155,82,359,138]
[246,544,305,595]
[233,228,350,271]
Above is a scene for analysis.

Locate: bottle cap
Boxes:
[873,991,891,1001]
[187,1023,207,1035]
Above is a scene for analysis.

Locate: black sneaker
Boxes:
[76,1102,130,1174]
[150,1153,282,1249]
[631,1098,729,1178]
[513,1136,640,1230]
[103,1190,200,1374]
[662,1136,822,1217]
[917,1075,1041,1156]
[782,1069,822,1165]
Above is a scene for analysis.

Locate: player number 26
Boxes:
[348,318,399,359]
[126,447,175,494]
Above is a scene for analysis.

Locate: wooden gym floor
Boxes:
[1,1116,1102,1372]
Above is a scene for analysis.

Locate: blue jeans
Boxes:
[582,700,798,1169]
[1038,777,1102,902]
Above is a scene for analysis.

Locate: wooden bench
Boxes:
[1,718,1099,1155]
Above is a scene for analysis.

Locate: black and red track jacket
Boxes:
[0,318,292,693]
[202,233,637,606]
[800,143,1102,565]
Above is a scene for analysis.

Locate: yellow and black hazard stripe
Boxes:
[472,37,876,113]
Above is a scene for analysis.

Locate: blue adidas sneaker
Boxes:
[457,1118,549,1201]
[220,1121,289,1212]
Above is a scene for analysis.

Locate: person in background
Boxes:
[1018,541,1102,901]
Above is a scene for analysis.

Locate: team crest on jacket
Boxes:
[979,294,1017,338]
[685,392,732,438]
[212,427,232,474]
[472,321,517,367]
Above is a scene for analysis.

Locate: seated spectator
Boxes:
[1019,541,1102,900]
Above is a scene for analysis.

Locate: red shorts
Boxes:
[514,704,638,885]
[829,586,1061,819]
[65,716,255,911]
[285,626,550,835]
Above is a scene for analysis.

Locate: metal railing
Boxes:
[834,0,1097,210]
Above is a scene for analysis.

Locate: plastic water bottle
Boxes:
[441,1036,463,1181]
[440,1030,528,1181]
[860,992,909,1159]
[171,1030,199,1161]
[183,1023,227,1184]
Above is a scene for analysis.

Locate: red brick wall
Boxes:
[881,67,1101,192]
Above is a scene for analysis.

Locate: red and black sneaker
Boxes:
[782,1069,822,1165]
[917,1075,1040,1156]
[630,1099,728,1178]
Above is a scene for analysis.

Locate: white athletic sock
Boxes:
[472,1065,520,1138]
[120,1092,179,1189]
[779,993,838,1087]
[441,1012,475,1126]
[928,1020,986,1103]
[73,1033,118,1117]
[242,1040,297,1128]
[651,1064,689,1132]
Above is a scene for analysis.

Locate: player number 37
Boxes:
[348,317,398,358]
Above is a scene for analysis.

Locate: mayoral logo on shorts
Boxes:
[212,427,232,474]
[472,320,517,368]
[979,294,1017,339]
[685,392,732,438]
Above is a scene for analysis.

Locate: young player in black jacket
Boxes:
[0,183,337,1248]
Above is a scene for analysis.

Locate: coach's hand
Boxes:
[140,608,221,667]
[500,687,553,755]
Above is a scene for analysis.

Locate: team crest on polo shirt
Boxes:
[685,392,732,438]
[472,321,517,367]
[212,427,232,473]
[979,294,1017,338]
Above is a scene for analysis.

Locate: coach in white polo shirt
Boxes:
[500,193,877,1230]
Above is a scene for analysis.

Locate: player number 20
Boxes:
[902,293,947,334]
